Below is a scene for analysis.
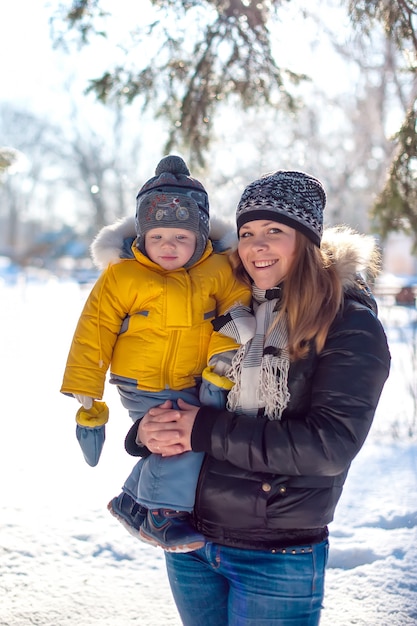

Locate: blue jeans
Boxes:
[165,540,328,626]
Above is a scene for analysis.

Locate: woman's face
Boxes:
[238,220,297,289]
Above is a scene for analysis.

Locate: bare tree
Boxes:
[0,101,141,259]
[0,106,62,254]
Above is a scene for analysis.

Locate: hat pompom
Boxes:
[155,155,190,177]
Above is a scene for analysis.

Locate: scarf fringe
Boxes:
[226,345,246,410]
[259,353,290,420]
[226,348,290,421]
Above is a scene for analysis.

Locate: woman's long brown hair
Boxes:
[230,231,344,360]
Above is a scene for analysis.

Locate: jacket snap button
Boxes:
[279,485,287,494]
[262,482,272,492]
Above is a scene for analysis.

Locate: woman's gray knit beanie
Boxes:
[236,170,326,247]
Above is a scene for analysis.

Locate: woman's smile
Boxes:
[253,259,278,268]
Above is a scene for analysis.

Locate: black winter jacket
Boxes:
[191,252,391,551]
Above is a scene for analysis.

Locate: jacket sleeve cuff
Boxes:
[191,405,227,453]
[124,420,151,458]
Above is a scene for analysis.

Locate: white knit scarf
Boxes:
[225,286,290,420]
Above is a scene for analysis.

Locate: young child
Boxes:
[60,155,250,552]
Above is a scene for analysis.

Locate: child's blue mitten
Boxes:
[199,367,234,409]
[75,401,109,467]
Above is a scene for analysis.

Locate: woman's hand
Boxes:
[138,398,199,457]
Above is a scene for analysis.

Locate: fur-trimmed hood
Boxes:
[320,226,380,314]
[321,226,379,292]
[90,215,237,270]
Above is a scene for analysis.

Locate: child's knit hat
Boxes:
[135,155,210,267]
[236,170,326,247]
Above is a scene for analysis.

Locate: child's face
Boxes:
[144,227,197,270]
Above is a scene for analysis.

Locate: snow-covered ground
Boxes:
[1,278,416,626]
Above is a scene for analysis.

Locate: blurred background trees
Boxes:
[0,0,416,269]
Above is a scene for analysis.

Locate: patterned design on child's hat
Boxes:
[236,170,326,247]
[135,155,210,267]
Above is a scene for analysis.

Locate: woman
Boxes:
[135,170,391,625]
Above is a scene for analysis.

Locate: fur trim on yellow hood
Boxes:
[90,215,237,270]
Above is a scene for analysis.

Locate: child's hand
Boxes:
[74,394,94,409]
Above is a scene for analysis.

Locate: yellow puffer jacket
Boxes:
[61,218,250,399]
